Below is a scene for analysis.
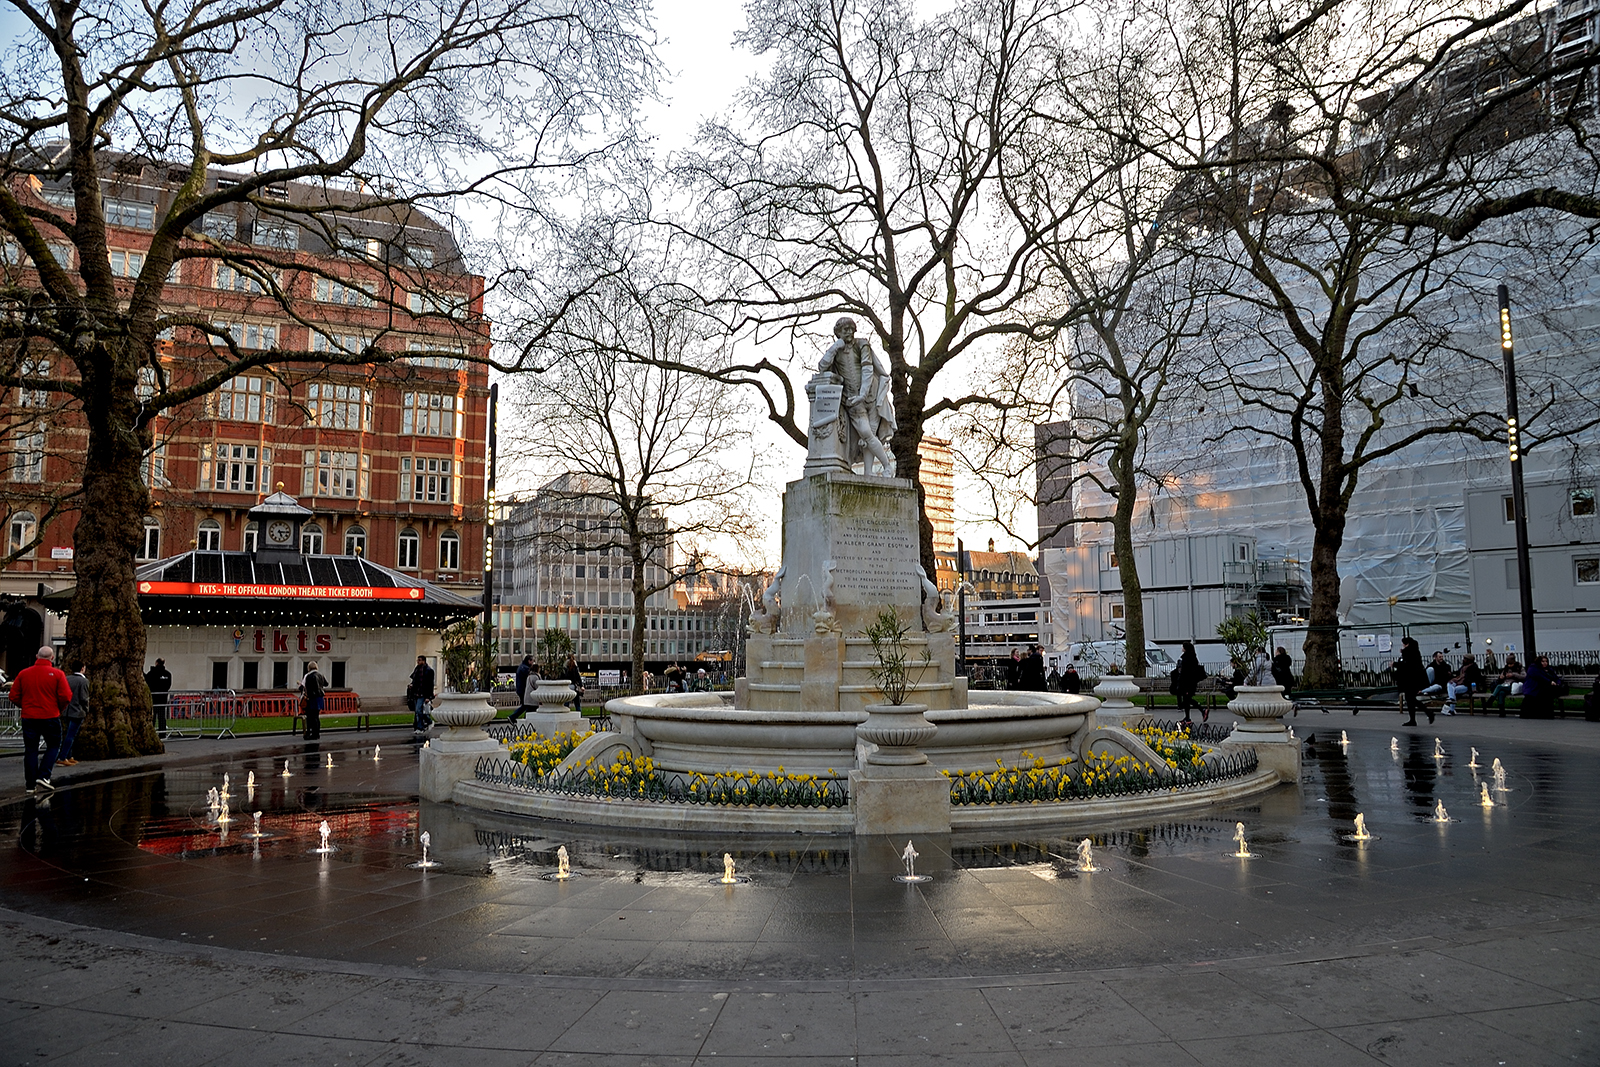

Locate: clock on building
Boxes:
[266,520,294,545]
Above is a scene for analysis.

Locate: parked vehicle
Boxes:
[1062,641,1175,678]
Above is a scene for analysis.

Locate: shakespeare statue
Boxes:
[812,316,897,477]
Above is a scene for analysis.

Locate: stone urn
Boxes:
[429,689,497,741]
[1226,685,1294,740]
[418,689,502,804]
[856,702,937,766]
[1092,674,1140,721]
[522,678,586,738]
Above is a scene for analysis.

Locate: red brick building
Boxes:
[1,164,492,629]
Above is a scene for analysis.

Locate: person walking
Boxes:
[564,654,585,715]
[1395,636,1431,725]
[509,654,537,723]
[1173,641,1205,724]
[1020,645,1047,691]
[58,660,89,765]
[1004,649,1023,690]
[298,661,329,740]
[11,646,70,793]
[144,657,171,734]
[1271,646,1295,694]
[1244,647,1273,686]
[1061,663,1082,694]
[408,655,435,736]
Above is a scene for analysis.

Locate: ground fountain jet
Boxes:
[244,811,269,840]
[1340,730,1349,748]
[1433,738,1445,761]
[1492,758,1509,792]
[311,820,335,854]
[721,853,738,884]
[1346,813,1376,841]
[282,760,291,778]
[895,840,931,883]
[373,746,381,762]
[1468,747,1480,769]
[409,830,442,870]
[1390,737,1399,758]
[1481,783,1495,808]
[1230,822,1257,858]
[1076,838,1100,872]
[1431,800,1450,823]
[325,753,335,769]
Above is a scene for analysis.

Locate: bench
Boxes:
[290,692,369,734]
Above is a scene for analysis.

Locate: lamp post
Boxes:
[1499,284,1537,663]
[956,538,969,677]
[480,381,498,691]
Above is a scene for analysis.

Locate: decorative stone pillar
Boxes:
[1092,674,1141,723]
[851,702,951,834]
[418,690,502,802]
[1220,684,1300,783]
[523,678,586,739]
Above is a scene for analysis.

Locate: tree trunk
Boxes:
[630,546,648,695]
[1111,486,1145,678]
[1300,368,1349,689]
[66,347,161,759]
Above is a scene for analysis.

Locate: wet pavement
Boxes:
[1,714,1598,1064]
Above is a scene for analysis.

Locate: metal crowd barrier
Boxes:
[0,696,20,747]
[161,689,243,740]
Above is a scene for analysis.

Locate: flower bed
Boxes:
[945,745,1258,805]
[477,748,850,809]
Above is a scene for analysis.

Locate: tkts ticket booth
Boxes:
[47,493,481,732]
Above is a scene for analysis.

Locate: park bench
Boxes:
[285,691,369,734]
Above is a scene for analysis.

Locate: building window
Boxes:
[142,441,168,488]
[7,511,37,557]
[254,221,299,250]
[200,212,236,241]
[104,198,155,230]
[405,340,466,369]
[305,383,372,430]
[407,289,467,317]
[439,531,460,571]
[401,456,454,503]
[301,523,324,555]
[209,376,276,422]
[344,526,366,557]
[1573,489,1595,518]
[313,277,373,306]
[302,450,368,498]
[401,392,460,437]
[1504,496,1516,523]
[405,245,435,268]
[1109,602,1125,620]
[207,322,278,350]
[243,522,259,552]
[197,519,221,551]
[310,331,368,354]
[201,443,268,493]
[138,516,161,560]
[1578,558,1600,585]
[17,359,49,407]
[109,249,144,277]
[215,263,277,293]
[11,430,44,482]
[397,528,420,570]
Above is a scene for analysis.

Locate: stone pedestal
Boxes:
[851,764,952,835]
[419,691,502,802]
[523,679,585,738]
[1220,685,1301,783]
[1092,675,1141,722]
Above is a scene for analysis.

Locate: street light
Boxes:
[1499,283,1537,663]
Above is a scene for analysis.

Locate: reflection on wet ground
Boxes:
[2,726,1597,981]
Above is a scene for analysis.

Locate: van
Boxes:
[1062,641,1175,678]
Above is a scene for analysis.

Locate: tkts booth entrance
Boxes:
[47,493,481,731]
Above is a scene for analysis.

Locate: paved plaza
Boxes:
[1,712,1597,1065]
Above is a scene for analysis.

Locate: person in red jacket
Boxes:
[10,645,71,793]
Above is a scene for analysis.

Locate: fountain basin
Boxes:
[604,690,1095,777]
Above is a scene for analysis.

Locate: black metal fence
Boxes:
[483,716,613,744]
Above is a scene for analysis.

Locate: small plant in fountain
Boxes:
[536,627,576,677]
[439,619,479,693]
[862,607,932,706]
[1216,612,1269,674]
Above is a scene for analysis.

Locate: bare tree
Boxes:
[506,271,763,695]
[1075,0,1596,685]
[656,0,1088,579]
[0,0,655,756]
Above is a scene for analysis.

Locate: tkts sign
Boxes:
[252,629,333,654]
